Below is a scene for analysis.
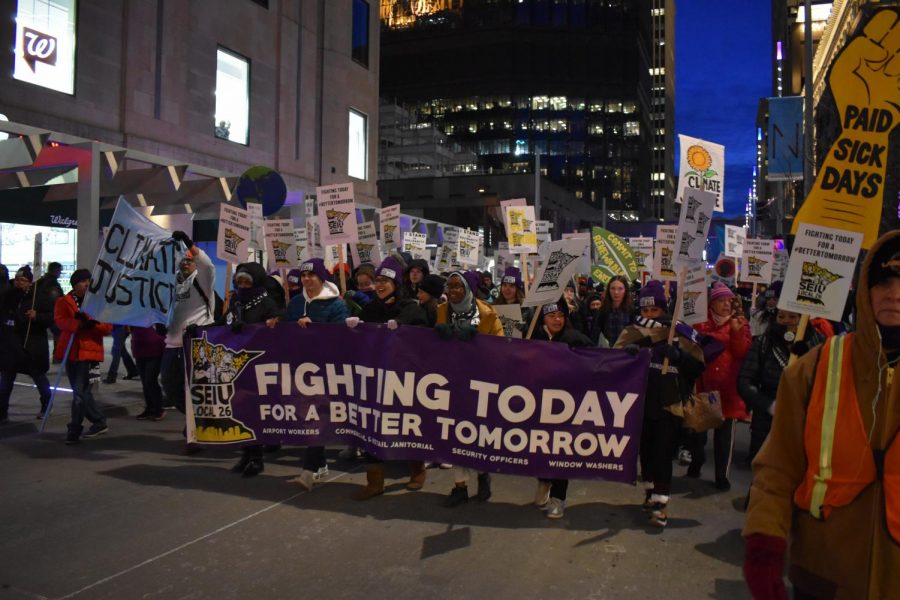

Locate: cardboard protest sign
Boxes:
[674,189,717,267]
[380,204,401,249]
[591,227,639,286]
[82,198,185,327]
[350,221,382,267]
[403,231,428,260]
[263,219,295,270]
[778,224,862,321]
[247,202,264,251]
[499,198,527,236]
[294,227,309,264]
[627,237,654,274]
[506,206,538,254]
[492,304,524,339]
[561,232,591,278]
[676,134,725,212]
[740,239,775,284]
[724,225,746,258]
[523,237,590,307]
[457,229,480,266]
[217,203,251,264]
[676,262,709,325]
[536,220,552,245]
[316,183,359,245]
[653,225,678,281]
[791,9,900,249]
[324,244,347,271]
[773,249,789,281]
[434,227,458,272]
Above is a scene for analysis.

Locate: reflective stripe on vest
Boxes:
[809,335,846,518]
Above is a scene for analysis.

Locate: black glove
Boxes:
[663,343,681,363]
[790,340,810,357]
[435,324,454,340]
[80,319,97,330]
[623,344,640,356]
[74,311,89,321]
[185,323,199,338]
[172,230,193,248]
[457,324,479,342]
[153,323,168,336]
[230,320,243,334]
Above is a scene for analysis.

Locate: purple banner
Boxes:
[185,323,649,483]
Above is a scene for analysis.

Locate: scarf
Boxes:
[711,312,730,327]
[235,286,268,309]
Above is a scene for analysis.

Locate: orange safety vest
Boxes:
[793,334,900,542]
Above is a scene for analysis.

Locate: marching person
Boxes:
[350,256,429,500]
[491,266,533,334]
[743,231,900,599]
[689,282,751,490]
[223,262,282,477]
[596,275,634,347]
[750,281,781,338]
[615,280,710,528]
[103,324,139,384]
[531,298,593,518]
[285,268,303,300]
[416,273,446,328]
[435,271,503,507]
[0,267,55,423]
[131,325,167,421]
[281,258,348,487]
[403,258,430,299]
[55,269,114,444]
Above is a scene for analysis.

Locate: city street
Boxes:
[1,357,751,600]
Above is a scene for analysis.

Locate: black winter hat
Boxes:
[868,237,900,289]
[234,262,268,287]
[419,274,445,299]
[408,259,430,276]
[70,268,91,286]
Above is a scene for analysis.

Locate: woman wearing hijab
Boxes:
[435,271,503,506]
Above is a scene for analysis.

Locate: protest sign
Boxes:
[380,204,401,249]
[523,237,590,307]
[778,224,862,321]
[676,134,725,212]
[492,305,524,339]
[536,220,552,245]
[247,202,264,251]
[457,229,480,266]
[652,225,678,281]
[82,197,184,327]
[773,249,789,281]
[316,183,359,246]
[324,244,347,271]
[590,227,639,286]
[674,189,717,267]
[791,10,899,249]
[217,203,251,264]
[740,239,775,284]
[627,237,654,275]
[434,227,459,273]
[499,198,527,236]
[506,206,538,254]
[676,262,709,325]
[350,221,382,267]
[263,219,295,271]
[403,231,428,260]
[185,322,648,482]
[294,227,309,264]
[724,225,746,258]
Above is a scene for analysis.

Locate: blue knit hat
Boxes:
[299,258,331,283]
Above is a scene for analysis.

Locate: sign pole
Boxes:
[338,245,347,295]
[661,266,686,375]
[788,314,810,365]
[222,263,233,316]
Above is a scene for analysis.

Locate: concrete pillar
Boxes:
[77,142,100,268]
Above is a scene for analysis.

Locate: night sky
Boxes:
[675,1,773,218]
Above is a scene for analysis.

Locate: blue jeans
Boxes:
[108,325,137,378]
[0,369,51,419]
[66,361,105,436]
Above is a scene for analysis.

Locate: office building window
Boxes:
[215,47,250,144]
[348,109,367,180]
[13,0,78,94]
[352,0,369,67]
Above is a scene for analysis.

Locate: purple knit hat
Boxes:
[375,256,405,288]
[639,280,667,310]
[463,270,481,295]
[500,266,523,290]
[286,268,302,285]
[709,281,735,303]
[299,258,331,283]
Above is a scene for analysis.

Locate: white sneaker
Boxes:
[314,465,329,480]
[677,448,692,466]
[535,481,551,508]
[546,497,565,519]
[288,469,316,491]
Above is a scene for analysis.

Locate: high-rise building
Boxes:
[379,0,675,226]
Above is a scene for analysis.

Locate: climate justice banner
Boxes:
[185,322,649,482]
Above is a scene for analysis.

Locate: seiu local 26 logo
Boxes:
[22,26,57,71]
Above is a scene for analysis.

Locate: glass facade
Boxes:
[352,0,370,67]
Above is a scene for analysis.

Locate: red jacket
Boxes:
[54,293,113,362]
[694,316,751,419]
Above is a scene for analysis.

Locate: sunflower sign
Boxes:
[676,134,725,212]
[590,227,639,286]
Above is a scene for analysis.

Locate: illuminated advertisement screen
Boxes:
[14,0,78,95]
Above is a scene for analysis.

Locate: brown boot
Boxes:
[352,463,385,500]
[406,461,427,491]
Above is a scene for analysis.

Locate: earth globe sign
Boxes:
[235,166,287,216]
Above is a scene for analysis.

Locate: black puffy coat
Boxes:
[359,295,427,326]
[531,324,593,348]
[219,263,280,327]
[0,281,56,374]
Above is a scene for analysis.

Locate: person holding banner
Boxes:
[744,231,900,600]
[436,272,503,506]
[596,275,635,347]
[351,256,429,500]
[0,267,55,422]
[690,283,751,490]
[285,269,303,300]
[531,299,594,518]
[403,258,430,299]
[281,258,349,488]
[55,269,114,444]
[416,273,446,328]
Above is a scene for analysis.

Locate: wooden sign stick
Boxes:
[788,314,810,366]
[222,263,233,316]
[338,245,348,295]
[661,266,687,375]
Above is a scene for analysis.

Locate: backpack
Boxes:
[192,279,224,318]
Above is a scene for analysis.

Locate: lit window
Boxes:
[348,109,367,180]
[352,0,369,67]
[13,0,77,94]
[606,102,622,114]
[624,121,640,136]
[532,96,549,110]
[549,96,567,110]
[215,48,250,144]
